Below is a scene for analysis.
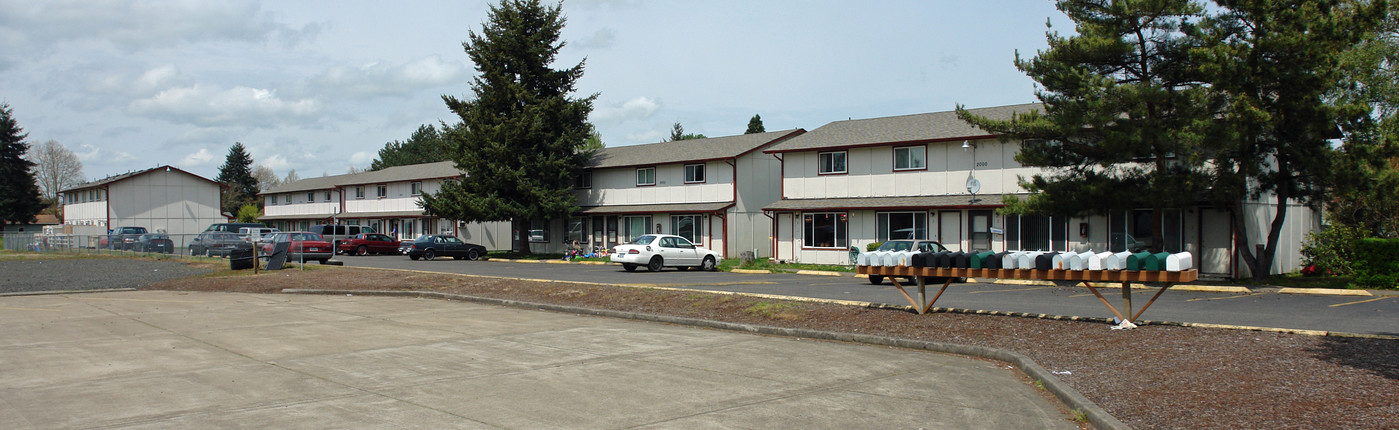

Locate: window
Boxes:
[893,145,926,170]
[1109,209,1183,253]
[1005,214,1069,251]
[969,211,992,251]
[636,167,656,186]
[324,191,332,201]
[684,164,705,183]
[307,192,315,202]
[376,184,387,198]
[568,217,588,244]
[818,151,847,175]
[624,215,652,242]
[527,219,548,243]
[284,194,291,204]
[575,171,592,189]
[876,212,927,241]
[410,181,421,196]
[672,215,703,243]
[803,213,848,248]
[355,186,365,199]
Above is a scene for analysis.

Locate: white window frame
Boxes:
[410,181,422,196]
[575,171,592,189]
[893,145,926,171]
[818,151,847,175]
[684,164,706,184]
[306,192,315,202]
[671,214,703,243]
[376,184,387,198]
[876,212,927,241]
[636,167,656,186]
[355,186,365,199]
[802,212,848,249]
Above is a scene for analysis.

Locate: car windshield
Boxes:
[876,241,914,252]
[631,235,657,245]
[290,233,323,241]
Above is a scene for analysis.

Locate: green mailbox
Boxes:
[969,251,996,269]
[1125,251,1153,271]
[1144,252,1172,271]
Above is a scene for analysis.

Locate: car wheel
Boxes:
[868,275,884,285]
[647,256,663,272]
[701,256,717,271]
[623,263,638,272]
[189,247,197,256]
[357,246,368,256]
[423,249,436,261]
[467,249,480,261]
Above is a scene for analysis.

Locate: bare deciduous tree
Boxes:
[252,164,280,191]
[26,139,84,201]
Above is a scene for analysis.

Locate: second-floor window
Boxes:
[410,182,422,196]
[894,145,926,171]
[575,171,592,189]
[684,164,705,183]
[307,192,315,202]
[283,194,291,204]
[819,151,847,175]
[376,184,387,198]
[355,186,365,199]
[636,167,656,186]
[324,191,332,201]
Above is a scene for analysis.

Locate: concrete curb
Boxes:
[794,270,844,277]
[282,288,1130,430]
[0,288,137,297]
[1278,287,1372,296]
[729,269,770,274]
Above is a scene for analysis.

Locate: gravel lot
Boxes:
[0,257,212,294]
[7,256,1397,429]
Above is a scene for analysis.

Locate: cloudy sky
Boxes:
[0,0,1070,182]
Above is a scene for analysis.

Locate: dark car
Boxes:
[189,231,253,257]
[259,232,334,264]
[109,226,148,250]
[204,222,266,233]
[403,234,486,261]
[338,233,400,256]
[137,233,174,254]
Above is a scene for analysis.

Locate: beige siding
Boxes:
[782,139,1035,200]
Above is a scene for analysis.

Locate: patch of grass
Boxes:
[1033,379,1045,391]
[1071,409,1088,423]
[720,258,853,273]
[744,301,804,321]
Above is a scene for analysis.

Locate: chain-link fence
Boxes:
[1,232,263,260]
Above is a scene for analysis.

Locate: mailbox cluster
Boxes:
[858,250,1194,272]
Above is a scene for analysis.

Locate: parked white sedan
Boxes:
[611,234,722,272]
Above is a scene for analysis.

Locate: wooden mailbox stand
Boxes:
[856,265,1198,324]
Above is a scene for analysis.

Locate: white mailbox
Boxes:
[1110,251,1133,270]
[881,252,900,267]
[895,251,916,266]
[1089,251,1110,270]
[1002,251,1027,269]
[1051,253,1067,270]
[1166,252,1193,272]
[857,253,871,266]
[865,251,885,267]
[1071,251,1095,271]
[1017,251,1045,270]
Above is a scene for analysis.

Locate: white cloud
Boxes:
[128,85,321,128]
[74,144,134,164]
[311,55,470,99]
[0,0,314,53]
[575,28,616,49]
[626,129,665,143]
[179,148,215,166]
[74,144,102,161]
[349,151,374,166]
[260,154,290,171]
[592,96,660,122]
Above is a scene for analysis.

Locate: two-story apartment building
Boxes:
[60,165,224,240]
[572,129,804,257]
[763,103,1319,278]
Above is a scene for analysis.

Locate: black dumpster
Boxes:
[229,247,256,271]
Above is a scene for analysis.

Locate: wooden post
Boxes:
[1121,281,1133,323]
[916,276,926,312]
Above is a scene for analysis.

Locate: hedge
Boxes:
[1352,238,1399,289]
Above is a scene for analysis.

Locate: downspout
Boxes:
[727,158,737,257]
[104,186,111,232]
[764,210,776,260]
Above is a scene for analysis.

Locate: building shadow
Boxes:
[1308,335,1399,380]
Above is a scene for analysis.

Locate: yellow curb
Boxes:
[576,261,607,265]
[853,273,869,278]
[511,259,542,264]
[1169,285,1252,294]
[795,270,843,277]
[993,279,1055,286]
[544,260,572,264]
[1278,287,1372,296]
[730,269,770,274]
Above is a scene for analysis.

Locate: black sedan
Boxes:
[189,231,253,257]
[137,233,174,254]
[402,234,486,261]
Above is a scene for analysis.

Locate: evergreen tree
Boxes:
[666,122,706,141]
[420,0,596,254]
[958,0,1214,253]
[745,114,765,134]
[0,103,43,226]
[215,142,258,214]
[370,124,452,170]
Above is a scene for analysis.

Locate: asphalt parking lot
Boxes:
[0,291,1075,429]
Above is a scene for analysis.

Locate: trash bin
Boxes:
[229,247,256,271]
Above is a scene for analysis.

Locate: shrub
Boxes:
[866,242,883,252]
[1300,224,1366,276]
[1352,238,1399,289]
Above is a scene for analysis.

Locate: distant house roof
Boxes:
[763,194,1019,212]
[261,161,462,195]
[588,129,804,169]
[764,103,1042,153]
[61,165,222,193]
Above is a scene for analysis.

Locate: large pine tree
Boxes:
[216,142,259,214]
[420,0,596,253]
[0,103,43,226]
[370,124,452,171]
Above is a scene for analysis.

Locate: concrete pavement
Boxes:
[0,291,1076,429]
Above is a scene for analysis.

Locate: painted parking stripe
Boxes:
[968,286,1059,294]
[0,306,62,312]
[1186,293,1266,302]
[1329,296,1395,307]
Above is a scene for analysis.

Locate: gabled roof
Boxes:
[61,165,222,193]
[764,103,1042,153]
[588,129,804,169]
[261,161,462,195]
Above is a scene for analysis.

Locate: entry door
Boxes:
[776,213,794,260]
[939,211,962,251]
